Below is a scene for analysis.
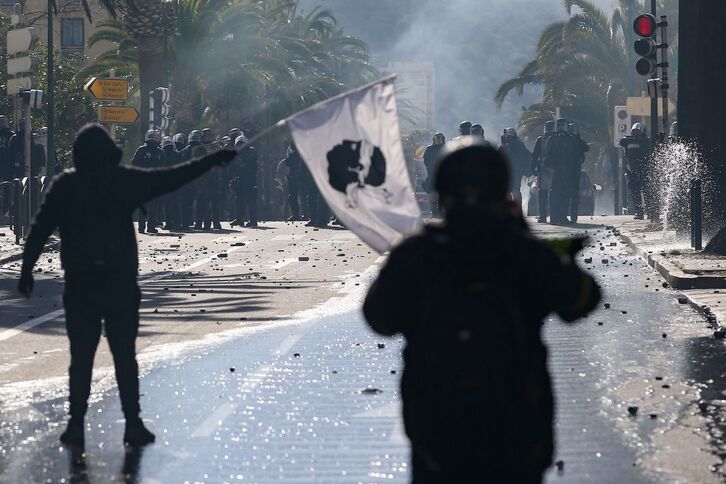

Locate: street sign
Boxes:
[84,77,130,101]
[7,27,38,55]
[614,106,629,147]
[7,56,34,76]
[7,77,32,95]
[627,96,675,116]
[28,89,43,109]
[98,105,140,125]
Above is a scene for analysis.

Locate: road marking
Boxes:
[274,334,302,355]
[191,363,273,438]
[0,310,64,342]
[0,246,244,341]
[269,258,299,269]
[190,403,236,438]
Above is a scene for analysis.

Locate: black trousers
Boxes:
[236,182,258,224]
[63,276,141,421]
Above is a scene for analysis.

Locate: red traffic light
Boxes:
[633,14,657,37]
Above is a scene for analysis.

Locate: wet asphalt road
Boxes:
[0,219,724,483]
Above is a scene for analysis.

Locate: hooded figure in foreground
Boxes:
[18,124,235,449]
[363,139,601,483]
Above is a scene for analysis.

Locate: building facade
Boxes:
[1,0,113,62]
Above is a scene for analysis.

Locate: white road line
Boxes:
[0,246,244,341]
[268,258,299,269]
[190,402,236,438]
[274,334,302,355]
[191,363,274,438]
[0,310,64,342]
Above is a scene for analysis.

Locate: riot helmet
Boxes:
[544,121,555,134]
[470,124,485,137]
[567,123,579,136]
[145,129,161,144]
[459,121,472,136]
[433,132,445,145]
[161,136,175,149]
[504,127,518,138]
[555,118,568,133]
[235,134,248,147]
[201,128,213,144]
[188,130,202,144]
[631,123,644,136]
[173,132,187,146]
[229,128,243,140]
[669,121,678,138]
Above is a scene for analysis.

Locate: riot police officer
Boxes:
[132,130,164,233]
[532,121,555,223]
[0,116,15,184]
[542,118,575,225]
[161,136,182,230]
[499,127,531,204]
[566,123,589,224]
[619,123,651,220]
[231,133,259,228]
[282,145,304,221]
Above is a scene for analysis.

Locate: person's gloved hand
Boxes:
[18,270,34,298]
[206,149,237,167]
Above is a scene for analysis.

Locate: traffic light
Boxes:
[633,14,658,77]
[149,87,171,130]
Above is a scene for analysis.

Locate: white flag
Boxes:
[287,77,422,253]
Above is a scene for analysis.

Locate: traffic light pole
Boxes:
[660,16,670,136]
[650,0,658,151]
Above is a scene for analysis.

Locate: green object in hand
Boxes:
[547,237,588,258]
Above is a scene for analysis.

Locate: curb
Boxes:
[614,229,726,290]
[613,228,724,334]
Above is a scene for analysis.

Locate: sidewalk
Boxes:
[608,216,725,331]
[0,227,24,265]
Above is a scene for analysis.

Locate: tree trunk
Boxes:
[136,35,166,139]
[172,73,202,134]
[678,3,726,234]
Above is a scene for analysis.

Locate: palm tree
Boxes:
[495,0,677,157]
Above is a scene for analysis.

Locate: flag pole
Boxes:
[234,75,399,154]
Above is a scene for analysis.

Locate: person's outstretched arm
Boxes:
[119,149,236,208]
[19,175,68,296]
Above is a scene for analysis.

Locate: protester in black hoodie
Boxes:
[18,124,235,449]
[363,139,601,483]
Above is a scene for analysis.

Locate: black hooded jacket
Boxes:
[21,125,227,279]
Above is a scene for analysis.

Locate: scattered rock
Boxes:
[655,376,663,381]
[377,343,386,349]
[677,296,688,304]
[649,414,658,420]
[230,367,235,372]
[604,303,611,309]
[584,257,593,264]
[597,322,604,326]
[601,259,609,264]
[217,253,228,258]
[662,333,667,339]
[662,384,670,389]
[390,370,397,374]
[555,460,564,472]
[361,388,383,395]
[298,256,310,262]
[231,242,246,247]
[627,406,639,416]
[662,282,670,288]
[293,353,301,357]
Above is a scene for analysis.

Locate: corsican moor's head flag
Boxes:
[287,77,422,253]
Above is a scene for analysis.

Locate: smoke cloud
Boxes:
[300,0,617,141]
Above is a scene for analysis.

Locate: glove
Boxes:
[206,149,237,167]
[18,270,34,298]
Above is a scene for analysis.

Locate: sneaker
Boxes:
[123,419,156,447]
[60,419,85,448]
[245,221,258,228]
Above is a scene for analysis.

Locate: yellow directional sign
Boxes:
[84,77,129,101]
[98,105,139,125]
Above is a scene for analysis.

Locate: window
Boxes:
[61,18,84,49]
